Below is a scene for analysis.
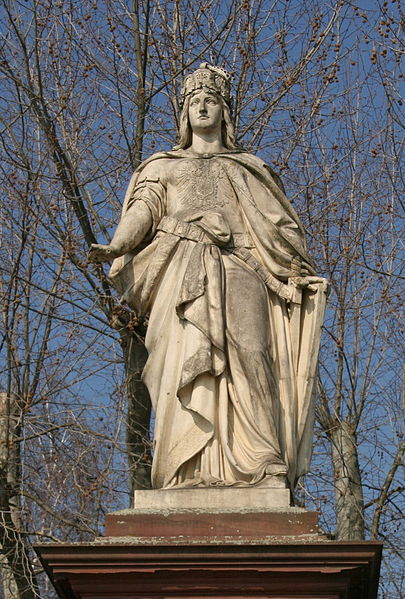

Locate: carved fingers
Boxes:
[290,276,329,293]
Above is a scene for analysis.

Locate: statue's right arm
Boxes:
[88,199,153,263]
[88,158,168,263]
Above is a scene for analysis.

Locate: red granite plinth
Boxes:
[105,507,322,541]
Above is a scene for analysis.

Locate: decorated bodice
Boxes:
[166,156,246,233]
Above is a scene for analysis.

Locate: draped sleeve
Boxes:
[126,175,166,238]
[108,156,169,304]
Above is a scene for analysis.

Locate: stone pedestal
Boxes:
[35,489,382,599]
[134,485,291,509]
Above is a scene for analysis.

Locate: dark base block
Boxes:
[36,509,382,599]
[105,507,323,541]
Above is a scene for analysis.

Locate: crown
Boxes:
[181,63,232,107]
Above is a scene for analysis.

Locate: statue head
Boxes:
[174,63,237,150]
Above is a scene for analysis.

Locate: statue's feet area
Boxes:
[255,462,289,488]
[255,474,288,489]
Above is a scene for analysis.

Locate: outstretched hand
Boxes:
[88,243,121,263]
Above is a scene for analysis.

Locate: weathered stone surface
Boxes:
[134,486,291,510]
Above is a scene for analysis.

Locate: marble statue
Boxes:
[89,63,328,492]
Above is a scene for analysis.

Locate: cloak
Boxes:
[109,150,327,489]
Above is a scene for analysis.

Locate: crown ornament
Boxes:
[181,63,232,107]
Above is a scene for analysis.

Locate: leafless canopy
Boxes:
[0,0,403,597]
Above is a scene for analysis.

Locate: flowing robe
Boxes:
[109,150,327,490]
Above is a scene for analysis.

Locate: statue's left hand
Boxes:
[290,276,329,293]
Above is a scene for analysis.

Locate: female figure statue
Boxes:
[89,64,327,492]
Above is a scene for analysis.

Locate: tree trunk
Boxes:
[330,420,365,540]
[0,391,19,598]
[0,553,19,599]
[0,393,41,599]
[120,330,152,497]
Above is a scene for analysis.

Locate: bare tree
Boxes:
[0,0,403,597]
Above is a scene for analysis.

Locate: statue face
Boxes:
[188,89,223,135]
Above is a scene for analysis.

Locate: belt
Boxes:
[158,216,213,243]
[157,216,254,248]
